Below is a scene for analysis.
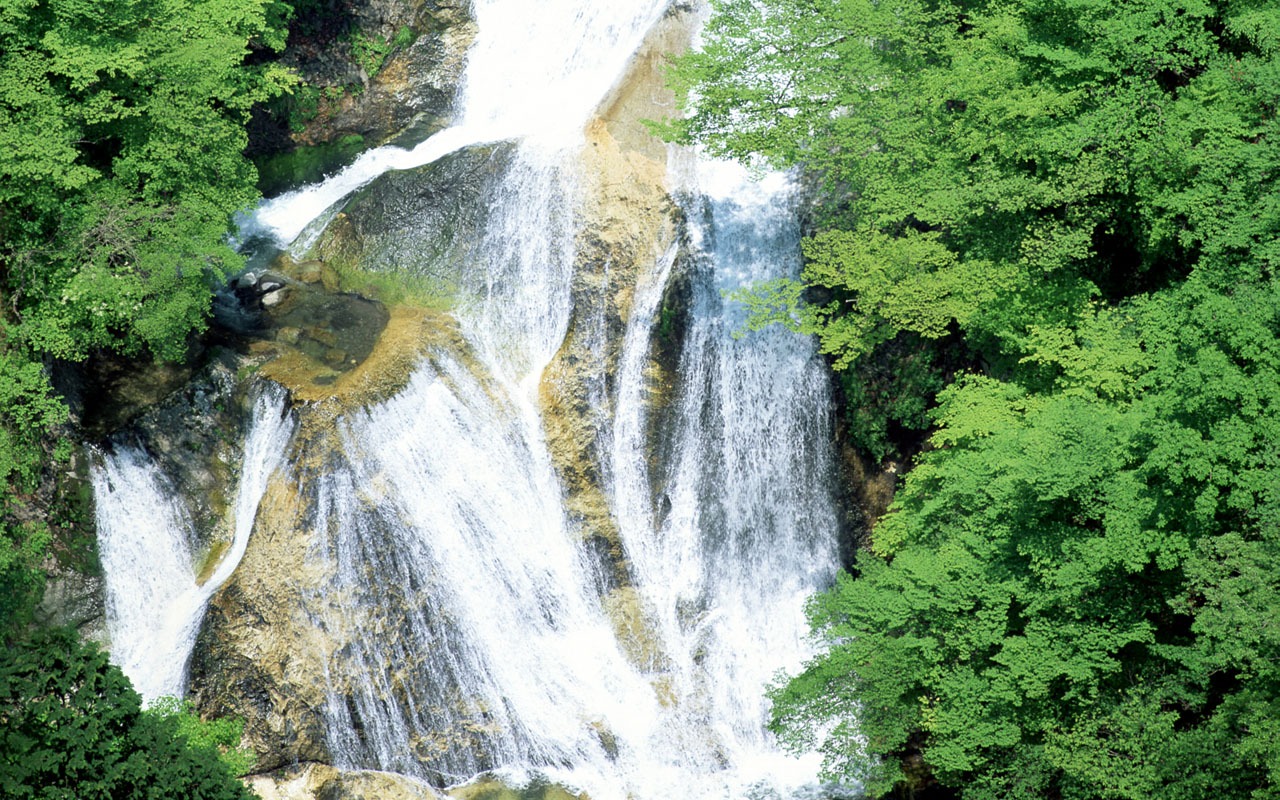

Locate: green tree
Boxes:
[770,282,1280,797]
[0,627,256,799]
[0,0,292,629]
[668,0,1280,456]
[146,696,256,777]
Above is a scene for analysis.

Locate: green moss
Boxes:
[349,30,392,78]
[391,25,416,49]
[329,263,457,311]
[194,540,230,586]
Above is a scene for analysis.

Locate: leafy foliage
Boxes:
[0,628,256,799]
[670,0,1280,795]
[146,696,257,777]
[670,0,1280,457]
[769,283,1280,797]
[0,0,294,363]
[0,0,291,630]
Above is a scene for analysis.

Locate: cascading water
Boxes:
[610,160,841,797]
[93,385,295,701]
[95,0,852,797]
[241,0,670,248]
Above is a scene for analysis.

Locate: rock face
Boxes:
[190,302,465,773]
[311,142,514,282]
[537,7,694,593]
[246,765,586,800]
[190,473,335,773]
[247,763,447,800]
[291,0,476,149]
[250,0,477,194]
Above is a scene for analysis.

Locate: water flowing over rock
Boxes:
[94,2,854,798]
[93,384,295,701]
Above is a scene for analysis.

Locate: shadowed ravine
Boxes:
[93,2,848,798]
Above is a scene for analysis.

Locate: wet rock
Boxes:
[537,8,696,583]
[34,567,106,644]
[323,349,349,367]
[249,0,478,196]
[191,480,335,773]
[603,586,667,671]
[312,142,514,285]
[192,306,476,773]
[96,349,253,559]
[447,778,589,800]
[248,763,446,800]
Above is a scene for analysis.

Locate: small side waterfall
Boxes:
[612,161,840,795]
[93,385,295,701]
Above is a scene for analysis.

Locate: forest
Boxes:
[1,0,1278,797]
[667,0,1280,795]
[0,0,288,795]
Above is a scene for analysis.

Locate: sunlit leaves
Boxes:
[0,0,290,631]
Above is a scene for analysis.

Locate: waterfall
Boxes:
[241,0,670,247]
[93,385,295,702]
[94,0,850,797]
[612,160,841,796]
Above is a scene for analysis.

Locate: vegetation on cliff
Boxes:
[0,0,291,629]
[0,0,290,795]
[0,628,255,798]
[668,0,1280,795]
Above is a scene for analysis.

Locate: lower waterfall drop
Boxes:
[93,385,295,702]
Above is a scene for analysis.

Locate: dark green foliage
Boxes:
[835,332,956,463]
[671,0,1280,453]
[769,283,1280,798]
[670,0,1280,795]
[0,628,255,799]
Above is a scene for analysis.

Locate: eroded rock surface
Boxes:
[538,7,695,590]
[248,763,447,800]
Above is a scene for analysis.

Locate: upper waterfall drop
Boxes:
[241,0,670,248]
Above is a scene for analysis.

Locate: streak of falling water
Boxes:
[606,158,842,798]
[314,356,662,786]
[93,385,295,701]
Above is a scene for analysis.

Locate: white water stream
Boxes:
[93,385,294,701]
[95,0,848,796]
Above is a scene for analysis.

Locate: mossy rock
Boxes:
[448,778,587,800]
[312,141,515,289]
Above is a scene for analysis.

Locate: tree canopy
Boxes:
[0,0,291,629]
[0,628,256,799]
[668,0,1280,795]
